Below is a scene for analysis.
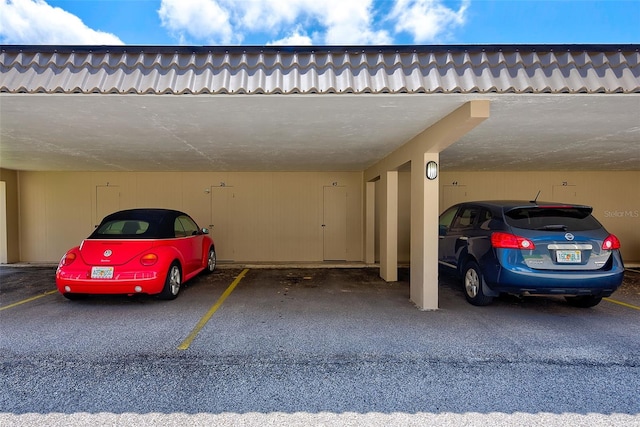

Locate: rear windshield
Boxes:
[92,220,152,238]
[504,207,601,231]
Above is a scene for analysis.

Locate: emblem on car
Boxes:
[103,249,113,257]
[564,233,575,241]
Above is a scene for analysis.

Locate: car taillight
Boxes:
[602,234,621,250]
[491,232,536,250]
[60,252,76,266]
[140,253,158,266]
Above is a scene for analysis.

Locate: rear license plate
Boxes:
[91,266,114,279]
[556,250,581,263]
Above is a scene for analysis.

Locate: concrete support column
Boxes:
[410,153,440,310]
[380,170,398,282]
[363,101,490,309]
[0,169,19,264]
[0,181,6,263]
[365,181,376,265]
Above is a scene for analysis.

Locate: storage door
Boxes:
[323,186,347,261]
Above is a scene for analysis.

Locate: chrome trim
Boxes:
[438,260,457,269]
[547,244,593,250]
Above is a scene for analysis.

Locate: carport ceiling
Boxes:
[1,92,638,172]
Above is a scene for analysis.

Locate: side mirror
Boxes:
[201,228,209,235]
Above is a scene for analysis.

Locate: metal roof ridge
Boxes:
[2,44,639,54]
[2,45,638,95]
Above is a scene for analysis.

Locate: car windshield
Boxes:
[504,207,601,231]
[93,220,151,237]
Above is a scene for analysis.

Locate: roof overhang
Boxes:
[1,45,639,172]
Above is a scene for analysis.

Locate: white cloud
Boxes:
[234,0,302,33]
[314,0,392,45]
[268,26,313,46]
[0,0,123,44]
[158,0,393,45]
[390,0,469,43]
[0,0,469,46]
[158,0,235,44]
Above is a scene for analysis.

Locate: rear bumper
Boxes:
[479,248,625,297]
[486,265,625,297]
[56,269,165,295]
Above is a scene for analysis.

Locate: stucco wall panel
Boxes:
[16,171,363,263]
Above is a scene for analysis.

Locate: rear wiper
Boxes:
[536,224,567,231]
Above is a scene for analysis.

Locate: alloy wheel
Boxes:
[208,249,216,272]
[465,268,479,298]
[169,265,181,295]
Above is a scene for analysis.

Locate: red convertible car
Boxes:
[56,209,216,300]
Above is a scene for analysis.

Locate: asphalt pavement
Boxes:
[1,266,639,426]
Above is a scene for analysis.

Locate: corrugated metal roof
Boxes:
[1,45,639,95]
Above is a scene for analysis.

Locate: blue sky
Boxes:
[0,0,638,46]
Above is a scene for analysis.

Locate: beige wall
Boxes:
[435,171,640,263]
[16,171,363,263]
[8,169,640,265]
[0,168,20,263]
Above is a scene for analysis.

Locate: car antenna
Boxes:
[530,190,541,204]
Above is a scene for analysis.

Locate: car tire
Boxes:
[565,295,603,308]
[159,262,182,300]
[204,247,216,274]
[462,261,493,306]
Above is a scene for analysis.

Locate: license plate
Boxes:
[556,250,581,263]
[91,266,114,279]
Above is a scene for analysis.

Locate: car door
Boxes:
[466,207,495,264]
[439,205,480,268]
[438,206,460,267]
[174,215,202,274]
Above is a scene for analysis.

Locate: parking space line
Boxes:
[0,290,58,311]
[177,268,249,351]
[604,297,640,311]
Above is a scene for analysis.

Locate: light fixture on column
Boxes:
[426,161,438,180]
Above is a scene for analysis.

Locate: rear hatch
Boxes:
[79,239,156,266]
[503,205,613,271]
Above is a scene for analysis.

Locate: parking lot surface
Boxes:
[1,265,639,426]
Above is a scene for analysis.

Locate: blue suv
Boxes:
[438,200,625,307]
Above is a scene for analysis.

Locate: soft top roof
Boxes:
[89,208,191,239]
[101,208,185,222]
